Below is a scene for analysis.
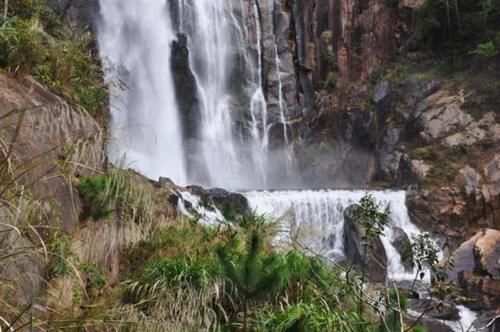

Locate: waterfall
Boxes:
[248,0,269,186]
[97,0,186,184]
[178,0,241,188]
[275,45,288,144]
[174,0,273,189]
[245,190,423,280]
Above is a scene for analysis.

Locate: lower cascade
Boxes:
[245,190,423,281]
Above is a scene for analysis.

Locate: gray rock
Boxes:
[391,227,414,271]
[474,229,500,278]
[409,298,460,320]
[187,186,250,216]
[403,78,441,112]
[444,112,500,147]
[471,311,500,332]
[446,232,482,283]
[47,0,99,31]
[373,81,391,102]
[460,166,483,197]
[343,205,387,283]
[411,159,431,180]
[420,102,474,141]
[484,154,500,196]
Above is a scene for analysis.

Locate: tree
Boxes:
[216,230,288,331]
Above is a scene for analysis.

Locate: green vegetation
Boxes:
[409,145,472,187]
[76,176,113,220]
[76,169,154,222]
[121,219,372,331]
[0,0,106,115]
[413,0,500,56]
[47,229,74,277]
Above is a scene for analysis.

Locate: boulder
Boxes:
[186,186,250,216]
[419,101,474,142]
[343,205,387,283]
[445,229,500,310]
[405,312,454,332]
[474,229,500,278]
[471,311,500,332]
[391,227,414,271]
[446,232,483,283]
[409,298,460,320]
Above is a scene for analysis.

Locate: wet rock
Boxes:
[409,298,460,320]
[459,272,500,310]
[391,227,414,271]
[343,205,387,283]
[406,315,454,332]
[471,311,500,332]
[395,154,418,186]
[186,186,250,216]
[171,33,210,184]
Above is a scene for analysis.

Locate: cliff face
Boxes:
[288,0,406,89]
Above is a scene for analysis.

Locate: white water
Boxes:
[275,45,288,144]
[177,191,224,225]
[97,0,186,184]
[173,0,272,189]
[447,305,479,332]
[248,0,269,187]
[245,190,423,280]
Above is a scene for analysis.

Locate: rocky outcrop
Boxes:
[391,227,414,271]
[47,0,99,31]
[287,0,413,90]
[0,74,105,232]
[445,229,500,310]
[186,186,250,216]
[343,204,387,282]
[0,73,107,313]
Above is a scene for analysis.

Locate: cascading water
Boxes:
[245,190,423,280]
[174,0,272,189]
[97,0,186,184]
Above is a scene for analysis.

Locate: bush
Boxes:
[469,41,498,57]
[76,176,113,220]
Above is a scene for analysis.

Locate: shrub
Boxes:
[76,176,113,220]
[80,262,106,291]
[47,229,73,278]
[469,41,498,57]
